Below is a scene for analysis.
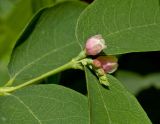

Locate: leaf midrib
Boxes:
[85,68,111,124]
[96,80,112,124]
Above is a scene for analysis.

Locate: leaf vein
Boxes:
[11,94,42,124]
[129,0,134,27]
[12,42,76,79]
[106,23,157,37]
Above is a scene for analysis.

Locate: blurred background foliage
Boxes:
[0,0,56,61]
[0,0,67,85]
[0,0,160,123]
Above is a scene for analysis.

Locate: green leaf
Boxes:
[85,67,151,124]
[116,70,160,94]
[76,0,160,55]
[116,70,146,94]
[0,84,89,124]
[146,73,160,88]
[8,1,87,85]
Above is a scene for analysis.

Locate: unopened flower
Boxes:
[95,68,109,86]
[96,68,105,76]
[95,56,118,73]
[93,59,102,68]
[99,75,109,86]
[85,34,106,55]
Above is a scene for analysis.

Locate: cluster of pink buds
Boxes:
[84,34,118,86]
[93,56,118,74]
[85,34,118,74]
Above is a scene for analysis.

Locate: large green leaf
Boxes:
[0,84,89,124]
[76,0,160,55]
[85,67,151,124]
[8,1,87,85]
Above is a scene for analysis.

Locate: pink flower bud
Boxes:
[93,59,102,68]
[96,56,118,73]
[85,34,106,55]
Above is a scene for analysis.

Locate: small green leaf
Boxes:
[146,73,160,88]
[8,1,87,85]
[76,0,160,55]
[0,84,89,124]
[116,70,160,94]
[85,67,151,124]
